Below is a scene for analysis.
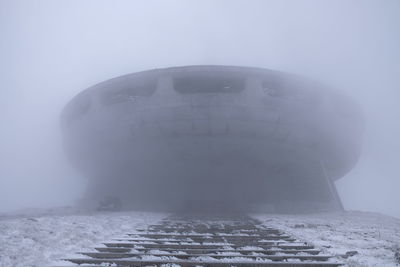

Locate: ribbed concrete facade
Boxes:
[61,66,363,212]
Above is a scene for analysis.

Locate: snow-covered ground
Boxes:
[254,211,400,267]
[1,209,399,266]
[0,208,165,267]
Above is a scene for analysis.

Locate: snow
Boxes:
[253,211,400,267]
[0,209,165,267]
[1,209,399,266]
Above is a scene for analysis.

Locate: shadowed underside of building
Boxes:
[61,65,364,213]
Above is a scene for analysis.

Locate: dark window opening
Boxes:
[174,74,245,94]
[262,79,289,98]
[102,78,157,105]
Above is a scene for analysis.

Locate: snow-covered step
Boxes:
[102,242,314,250]
[127,236,294,241]
[144,228,281,234]
[94,247,323,255]
[112,237,296,243]
[128,233,292,240]
[78,251,333,261]
[65,258,343,267]
[127,233,284,238]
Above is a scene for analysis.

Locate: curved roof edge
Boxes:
[86,65,309,92]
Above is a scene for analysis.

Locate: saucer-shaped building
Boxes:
[61,65,363,212]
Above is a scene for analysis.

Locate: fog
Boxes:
[0,0,399,217]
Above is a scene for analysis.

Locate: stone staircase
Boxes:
[59,215,343,266]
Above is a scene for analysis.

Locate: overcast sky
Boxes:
[0,0,399,217]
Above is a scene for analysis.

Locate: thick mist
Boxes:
[0,0,399,217]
